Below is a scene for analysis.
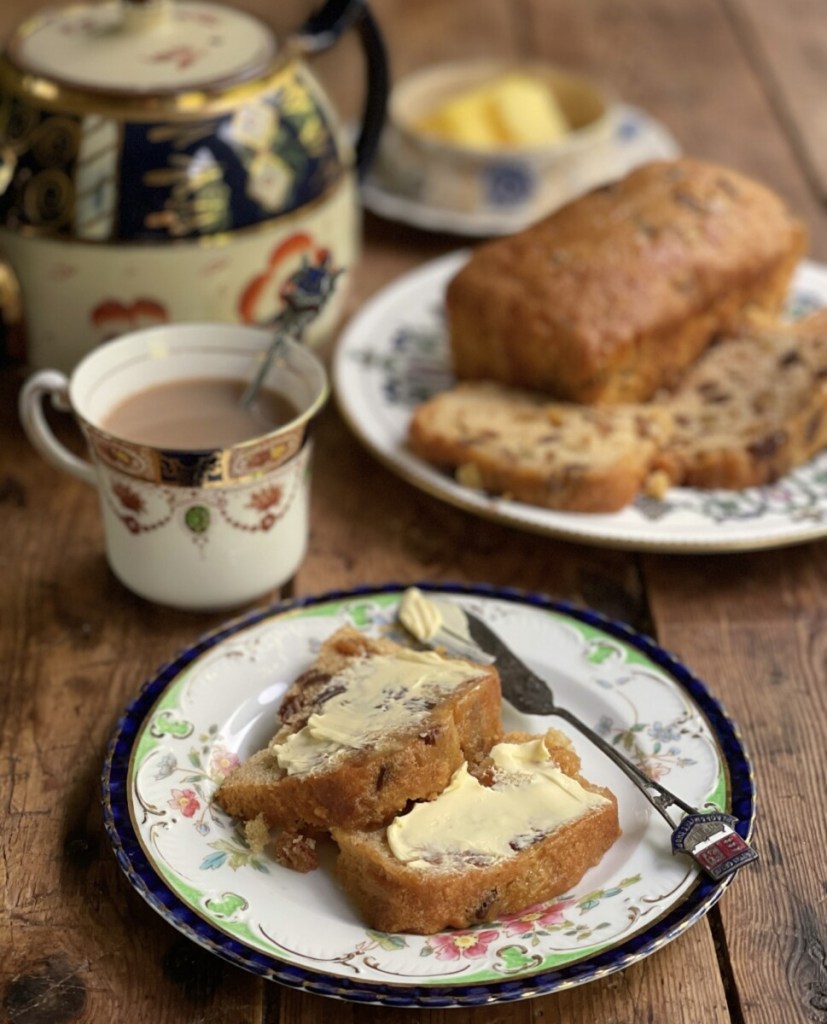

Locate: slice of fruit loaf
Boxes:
[332,729,621,934]
[407,380,673,513]
[654,311,827,489]
[214,626,502,834]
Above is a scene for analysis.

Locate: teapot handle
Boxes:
[298,0,389,180]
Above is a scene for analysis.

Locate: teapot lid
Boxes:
[6,0,277,95]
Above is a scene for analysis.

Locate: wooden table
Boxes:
[3,1,827,1021]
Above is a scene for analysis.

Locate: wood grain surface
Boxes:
[2,1,827,1022]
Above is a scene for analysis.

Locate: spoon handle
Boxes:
[239,333,288,410]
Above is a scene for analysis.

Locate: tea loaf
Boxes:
[407,380,673,512]
[214,625,502,834]
[655,311,827,488]
[333,729,621,934]
[408,313,827,510]
[446,158,806,404]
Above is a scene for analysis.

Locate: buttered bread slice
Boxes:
[214,626,502,834]
[333,729,621,934]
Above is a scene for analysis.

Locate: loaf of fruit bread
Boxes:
[407,311,827,510]
[446,157,806,404]
[407,379,673,512]
[332,729,621,934]
[214,625,502,833]
[654,310,827,489]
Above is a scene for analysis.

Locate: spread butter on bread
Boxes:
[214,625,502,835]
[333,729,621,934]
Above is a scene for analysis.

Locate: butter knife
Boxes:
[463,609,758,882]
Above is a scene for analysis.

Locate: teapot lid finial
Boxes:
[7,0,277,95]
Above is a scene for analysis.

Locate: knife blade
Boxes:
[459,606,758,880]
[464,611,557,715]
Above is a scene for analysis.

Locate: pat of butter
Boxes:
[273,647,480,776]
[398,586,472,645]
[415,72,571,149]
[386,737,608,868]
[398,586,443,642]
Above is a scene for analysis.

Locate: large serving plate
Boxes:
[102,583,756,1007]
[361,105,681,237]
[333,252,827,553]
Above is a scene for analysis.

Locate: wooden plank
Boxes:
[0,369,270,1020]
[517,0,827,258]
[644,546,827,1024]
[725,0,827,210]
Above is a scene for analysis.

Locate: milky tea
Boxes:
[101,377,299,449]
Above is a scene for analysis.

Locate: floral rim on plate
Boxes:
[102,582,756,1007]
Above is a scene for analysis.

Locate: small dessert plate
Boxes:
[102,583,756,1007]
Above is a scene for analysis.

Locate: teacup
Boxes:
[19,323,329,611]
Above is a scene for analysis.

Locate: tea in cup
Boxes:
[18,323,329,611]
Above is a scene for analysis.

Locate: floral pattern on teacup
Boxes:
[101,445,308,545]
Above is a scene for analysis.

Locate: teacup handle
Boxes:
[298,0,389,179]
[19,370,97,486]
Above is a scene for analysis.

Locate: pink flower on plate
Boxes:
[639,757,670,781]
[504,900,573,936]
[169,787,200,818]
[210,746,240,782]
[428,929,500,961]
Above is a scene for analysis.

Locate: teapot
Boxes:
[0,0,387,370]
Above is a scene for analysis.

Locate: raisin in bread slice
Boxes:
[654,310,827,489]
[332,729,620,934]
[407,380,673,512]
[214,626,502,835]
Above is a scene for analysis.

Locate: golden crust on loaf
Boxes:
[446,158,806,404]
[214,626,503,833]
[332,729,621,934]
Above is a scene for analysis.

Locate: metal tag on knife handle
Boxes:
[671,812,758,881]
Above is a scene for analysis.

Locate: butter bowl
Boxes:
[366,59,617,233]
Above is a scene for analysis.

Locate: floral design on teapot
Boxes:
[0,59,344,242]
[238,231,342,329]
[0,0,387,373]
